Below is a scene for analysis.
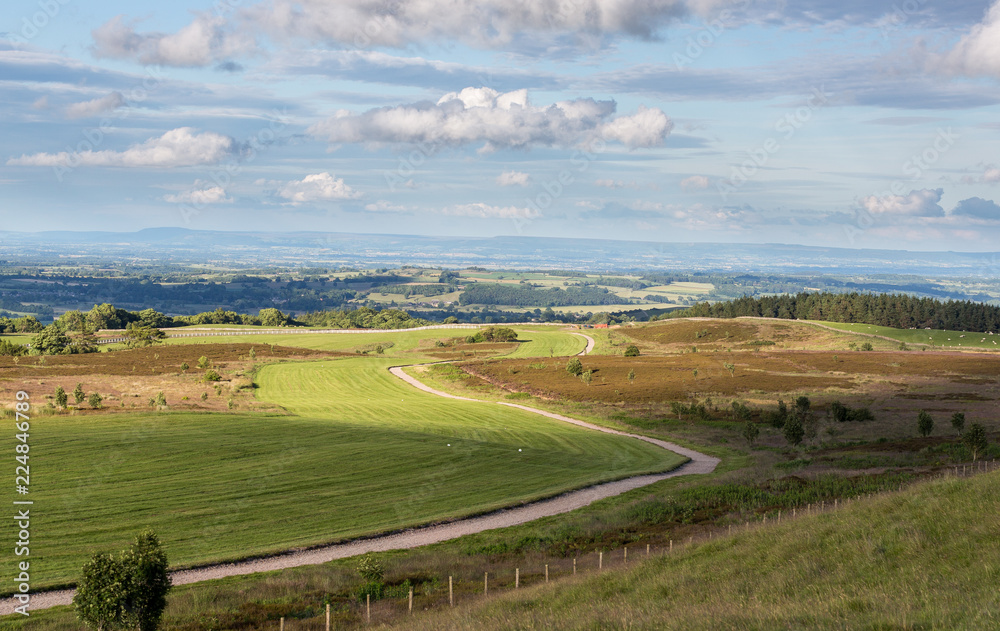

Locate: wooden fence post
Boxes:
[367,594,370,623]
[515,568,519,588]
[599,552,603,570]
[485,572,488,595]
[408,587,413,615]
[573,557,577,575]
[545,564,549,582]
[624,547,628,565]
[449,576,453,606]
[326,603,330,631]
[669,539,673,552]
[280,617,284,631]
[646,543,650,557]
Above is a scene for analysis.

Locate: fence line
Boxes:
[272,460,997,629]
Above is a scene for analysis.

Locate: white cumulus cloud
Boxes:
[164,185,233,205]
[92,14,255,67]
[309,88,671,150]
[497,171,531,186]
[936,0,1000,77]
[65,92,125,119]
[279,172,360,204]
[6,127,234,168]
[860,188,945,217]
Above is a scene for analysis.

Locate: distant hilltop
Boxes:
[0,229,997,276]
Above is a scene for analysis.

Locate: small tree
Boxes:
[741,420,760,447]
[723,362,736,377]
[154,392,167,407]
[963,423,988,461]
[623,344,640,357]
[203,369,221,382]
[200,392,208,401]
[180,362,189,371]
[197,356,211,369]
[795,396,811,414]
[74,529,171,631]
[951,412,966,436]
[627,368,635,383]
[73,383,86,405]
[88,393,103,409]
[860,342,874,351]
[917,410,934,437]
[580,369,593,385]
[54,386,68,408]
[566,358,583,376]
[783,415,804,446]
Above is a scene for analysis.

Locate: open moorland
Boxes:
[3,316,999,629]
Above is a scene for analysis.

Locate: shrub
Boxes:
[88,393,103,409]
[623,344,640,357]
[357,554,385,583]
[566,358,583,376]
[180,362,189,371]
[830,401,848,423]
[74,529,170,631]
[580,369,593,385]
[741,420,760,447]
[627,368,635,383]
[783,415,804,446]
[54,386,68,409]
[731,401,753,421]
[860,342,874,351]
[917,410,934,437]
[200,392,208,401]
[197,356,211,369]
[480,326,518,342]
[203,369,221,382]
[963,423,988,461]
[73,383,86,405]
[951,412,966,436]
[154,392,167,408]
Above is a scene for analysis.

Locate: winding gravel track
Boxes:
[2,333,717,616]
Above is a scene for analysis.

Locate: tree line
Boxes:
[674,292,1000,333]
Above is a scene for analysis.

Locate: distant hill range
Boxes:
[1,228,997,276]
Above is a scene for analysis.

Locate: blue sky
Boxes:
[2,0,1000,251]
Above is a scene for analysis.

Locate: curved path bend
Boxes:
[2,340,717,615]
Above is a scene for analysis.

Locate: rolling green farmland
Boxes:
[811,320,1000,350]
[3,356,680,591]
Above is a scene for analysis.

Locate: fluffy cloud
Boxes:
[7,127,234,168]
[680,175,710,191]
[309,88,672,150]
[443,203,540,219]
[92,14,255,67]
[859,188,945,217]
[594,179,635,189]
[279,172,360,204]
[936,0,1000,77]
[163,185,232,205]
[65,92,125,119]
[951,197,1000,219]
[496,171,531,186]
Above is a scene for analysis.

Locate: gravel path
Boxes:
[2,347,717,616]
[570,332,596,355]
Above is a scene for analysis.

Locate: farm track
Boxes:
[1,335,718,616]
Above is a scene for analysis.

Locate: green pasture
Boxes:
[810,321,1000,350]
[2,356,679,591]
[161,326,586,359]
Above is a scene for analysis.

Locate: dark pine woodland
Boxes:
[678,292,1000,333]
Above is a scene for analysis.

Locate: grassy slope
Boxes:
[390,470,1000,630]
[810,320,1000,350]
[3,355,679,591]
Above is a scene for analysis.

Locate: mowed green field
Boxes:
[161,326,587,358]
[811,321,1000,350]
[3,355,680,591]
